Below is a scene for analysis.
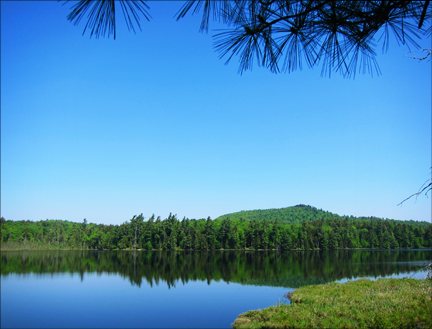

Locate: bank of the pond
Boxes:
[232,278,432,329]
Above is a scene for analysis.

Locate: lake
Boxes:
[1,249,431,328]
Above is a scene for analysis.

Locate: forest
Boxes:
[214,204,430,225]
[1,205,431,251]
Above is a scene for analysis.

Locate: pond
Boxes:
[1,249,431,328]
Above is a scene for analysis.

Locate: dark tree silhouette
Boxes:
[64,0,151,39]
[62,1,431,204]
[63,0,431,77]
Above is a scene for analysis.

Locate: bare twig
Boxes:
[424,261,432,280]
[397,181,432,206]
[405,49,432,61]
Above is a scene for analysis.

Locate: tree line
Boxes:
[1,213,431,251]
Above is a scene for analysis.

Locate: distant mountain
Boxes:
[214,204,430,226]
[215,205,340,225]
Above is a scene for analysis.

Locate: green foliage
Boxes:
[215,205,431,227]
[1,207,431,251]
[215,205,341,225]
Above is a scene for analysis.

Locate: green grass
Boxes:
[232,278,432,329]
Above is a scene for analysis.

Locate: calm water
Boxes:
[1,249,431,328]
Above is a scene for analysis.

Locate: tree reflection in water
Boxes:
[1,250,430,288]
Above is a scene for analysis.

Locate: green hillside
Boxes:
[214,205,342,224]
[2,207,431,251]
[214,204,429,226]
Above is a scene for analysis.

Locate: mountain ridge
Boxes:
[214,204,430,226]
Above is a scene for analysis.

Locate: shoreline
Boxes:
[2,247,432,251]
[232,277,432,328]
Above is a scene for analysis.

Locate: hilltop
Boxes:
[214,204,430,226]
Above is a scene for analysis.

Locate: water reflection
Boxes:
[1,250,430,288]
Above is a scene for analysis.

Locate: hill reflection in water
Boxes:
[1,249,430,288]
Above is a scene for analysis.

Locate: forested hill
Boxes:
[1,211,431,251]
[214,205,338,224]
[214,204,430,226]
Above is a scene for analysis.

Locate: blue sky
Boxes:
[1,1,431,225]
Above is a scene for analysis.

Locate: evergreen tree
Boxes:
[204,217,214,250]
[130,214,144,250]
[65,1,430,79]
[329,231,338,250]
[321,232,329,250]
[280,230,292,250]
[218,218,231,249]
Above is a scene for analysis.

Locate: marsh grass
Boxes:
[232,278,432,328]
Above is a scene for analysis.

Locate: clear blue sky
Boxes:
[1,1,431,225]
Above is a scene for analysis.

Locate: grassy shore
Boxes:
[232,278,432,328]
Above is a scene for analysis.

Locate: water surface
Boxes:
[1,249,430,328]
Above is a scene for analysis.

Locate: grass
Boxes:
[232,278,432,328]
